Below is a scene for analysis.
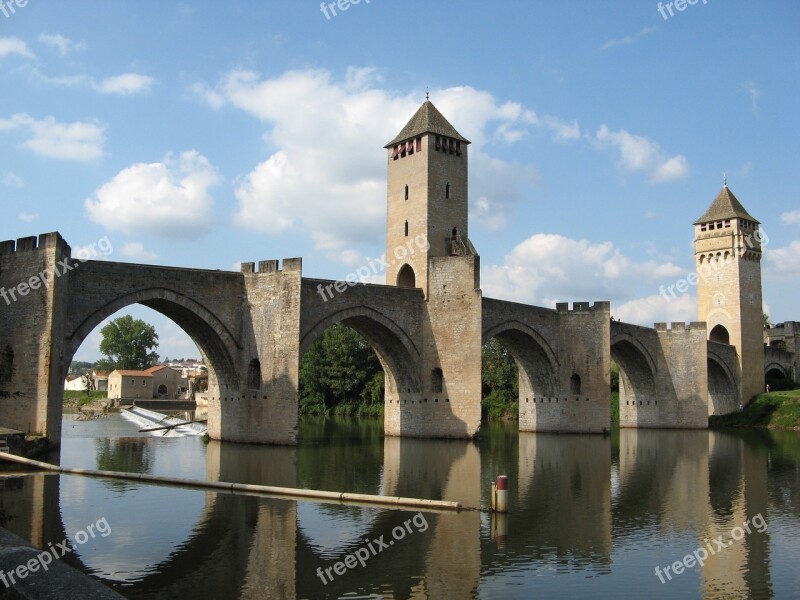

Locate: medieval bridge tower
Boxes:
[4,98,771,447]
[694,184,765,408]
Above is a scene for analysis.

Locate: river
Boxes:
[1,412,798,599]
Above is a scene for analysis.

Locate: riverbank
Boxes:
[709,389,800,430]
[62,390,109,411]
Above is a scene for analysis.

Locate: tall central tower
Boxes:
[384,100,472,296]
[382,100,482,439]
[694,184,765,406]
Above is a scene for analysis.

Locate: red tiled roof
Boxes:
[113,370,153,377]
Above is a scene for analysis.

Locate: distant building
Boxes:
[108,370,154,400]
[107,365,182,400]
[147,365,181,399]
[92,370,109,392]
[63,375,85,391]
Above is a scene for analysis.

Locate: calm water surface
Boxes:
[1,413,799,599]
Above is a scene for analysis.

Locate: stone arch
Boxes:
[610,334,657,426]
[482,321,559,399]
[65,288,241,398]
[397,264,416,288]
[570,373,581,395]
[247,358,261,390]
[709,324,730,344]
[707,353,738,415]
[765,364,788,379]
[765,363,790,391]
[301,306,422,399]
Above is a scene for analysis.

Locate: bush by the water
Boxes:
[710,390,800,429]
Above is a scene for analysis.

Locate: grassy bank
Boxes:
[63,390,107,409]
[709,389,800,430]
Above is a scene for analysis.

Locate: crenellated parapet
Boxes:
[240,258,302,275]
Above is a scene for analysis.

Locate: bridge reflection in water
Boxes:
[0,418,796,599]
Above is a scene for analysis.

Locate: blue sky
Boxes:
[1,1,798,362]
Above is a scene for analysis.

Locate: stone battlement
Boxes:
[556,301,610,313]
[0,232,71,257]
[240,257,303,274]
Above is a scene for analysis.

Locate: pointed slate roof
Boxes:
[385,100,470,147]
[694,185,759,225]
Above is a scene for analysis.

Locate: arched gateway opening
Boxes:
[765,365,791,391]
[481,322,559,419]
[63,289,240,436]
[300,308,422,434]
[610,336,657,427]
[709,324,730,345]
[708,356,738,414]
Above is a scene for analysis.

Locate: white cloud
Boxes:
[18,212,38,222]
[38,33,86,56]
[92,74,156,95]
[3,171,23,188]
[614,293,696,326]
[652,155,690,183]
[594,124,689,183]
[742,81,760,115]
[0,37,33,59]
[25,67,155,95]
[120,242,157,261]
[541,116,581,143]
[780,210,800,225]
[193,68,544,255]
[764,242,800,278]
[84,150,220,236]
[482,233,684,307]
[601,26,656,51]
[0,113,106,161]
[189,82,225,109]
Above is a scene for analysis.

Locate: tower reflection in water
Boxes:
[0,420,794,599]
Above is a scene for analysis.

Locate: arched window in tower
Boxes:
[445,183,450,199]
[709,325,730,345]
[397,264,416,288]
[570,374,581,395]
[431,368,444,394]
[404,185,409,201]
[247,358,261,390]
[404,221,409,237]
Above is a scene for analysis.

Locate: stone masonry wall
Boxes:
[0,233,70,440]
[654,322,709,428]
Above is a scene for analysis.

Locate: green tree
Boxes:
[481,338,519,418]
[481,338,518,399]
[98,315,159,371]
[764,312,771,328]
[299,324,383,415]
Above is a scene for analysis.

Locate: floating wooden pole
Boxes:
[0,452,462,512]
[138,419,207,433]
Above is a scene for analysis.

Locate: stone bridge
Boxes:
[0,230,754,447]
